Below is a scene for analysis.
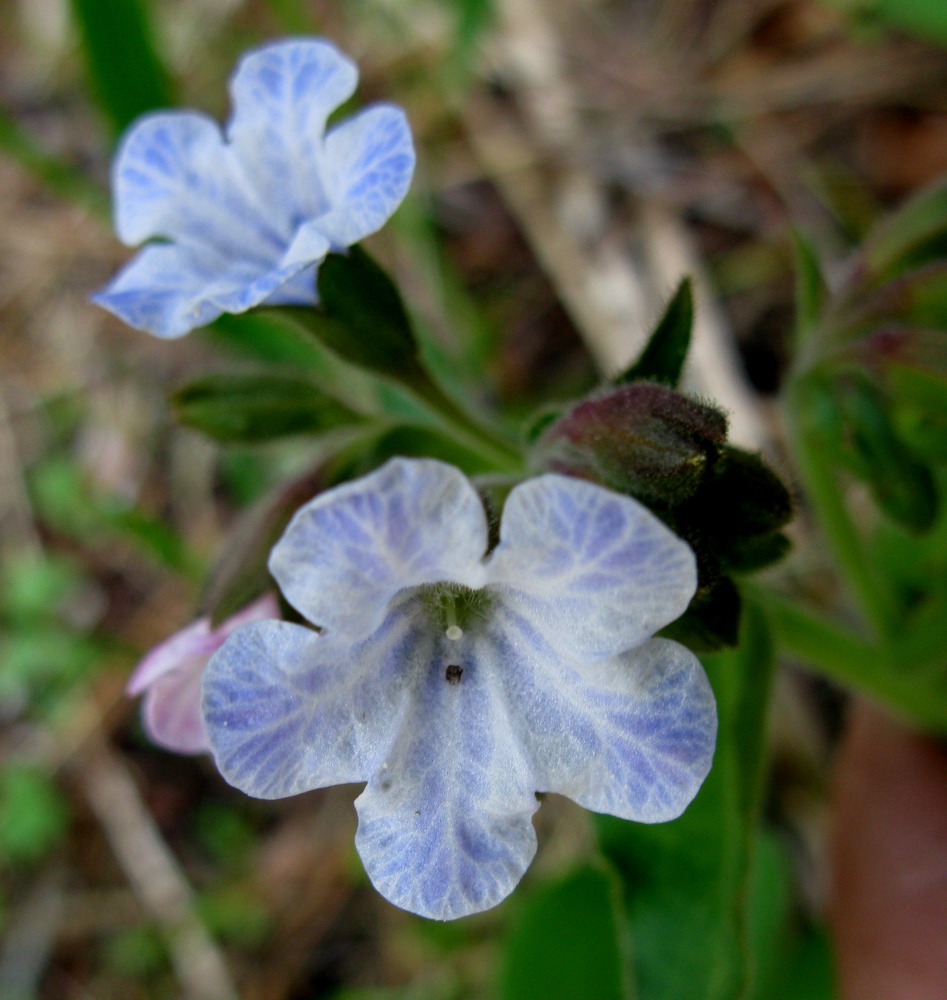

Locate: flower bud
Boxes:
[531,382,728,507]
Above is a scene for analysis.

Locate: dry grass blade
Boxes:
[75,734,239,1000]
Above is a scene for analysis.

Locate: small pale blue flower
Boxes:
[202,458,717,920]
[93,38,415,338]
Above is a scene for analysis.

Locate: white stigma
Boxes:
[445,625,463,641]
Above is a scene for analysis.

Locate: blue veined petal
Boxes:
[487,474,697,660]
[92,244,228,337]
[354,627,539,920]
[270,458,489,640]
[227,39,357,225]
[278,221,332,272]
[113,111,288,256]
[491,604,717,822]
[203,617,418,799]
[92,242,316,337]
[316,105,416,249]
[263,263,318,307]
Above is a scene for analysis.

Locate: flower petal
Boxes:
[270,458,489,639]
[203,618,414,799]
[127,617,215,696]
[227,39,357,225]
[487,474,697,659]
[493,605,717,822]
[92,242,314,338]
[142,656,208,754]
[130,594,279,753]
[93,244,224,337]
[316,105,416,248]
[112,111,287,256]
[354,628,539,920]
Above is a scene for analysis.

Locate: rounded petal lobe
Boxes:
[128,593,278,696]
[128,616,214,695]
[355,628,539,920]
[317,105,416,248]
[488,474,697,659]
[227,39,357,224]
[93,242,314,338]
[493,608,717,822]
[143,658,208,754]
[203,618,413,799]
[92,244,227,338]
[113,111,286,256]
[270,458,489,638]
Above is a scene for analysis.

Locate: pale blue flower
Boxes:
[202,458,717,919]
[93,38,415,338]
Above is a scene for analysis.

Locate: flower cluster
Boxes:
[201,458,717,919]
[93,39,414,338]
[108,36,719,922]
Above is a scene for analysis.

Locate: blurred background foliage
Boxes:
[2,0,947,997]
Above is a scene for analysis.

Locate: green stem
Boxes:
[408,369,523,474]
[784,374,899,639]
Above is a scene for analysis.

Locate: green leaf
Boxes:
[0,767,69,866]
[872,0,947,47]
[863,174,947,283]
[500,863,631,1000]
[837,372,938,532]
[109,504,195,569]
[0,552,83,624]
[207,311,340,369]
[597,600,774,1000]
[195,887,270,947]
[791,230,827,348]
[271,251,524,472]
[171,372,365,442]
[616,278,694,387]
[68,0,172,136]
[310,246,423,383]
[454,0,496,55]
[771,929,835,1000]
[755,585,947,732]
[746,832,837,1000]
[26,457,194,572]
[105,924,169,978]
[523,405,565,445]
[745,832,794,1000]
[261,0,312,33]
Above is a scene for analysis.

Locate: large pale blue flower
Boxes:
[203,458,717,919]
[93,38,415,338]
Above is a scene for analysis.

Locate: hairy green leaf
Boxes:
[616,279,694,387]
[172,372,365,443]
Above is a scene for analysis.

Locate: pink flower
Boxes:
[128,594,279,753]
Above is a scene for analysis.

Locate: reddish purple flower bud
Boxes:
[533,382,727,506]
[127,593,279,753]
